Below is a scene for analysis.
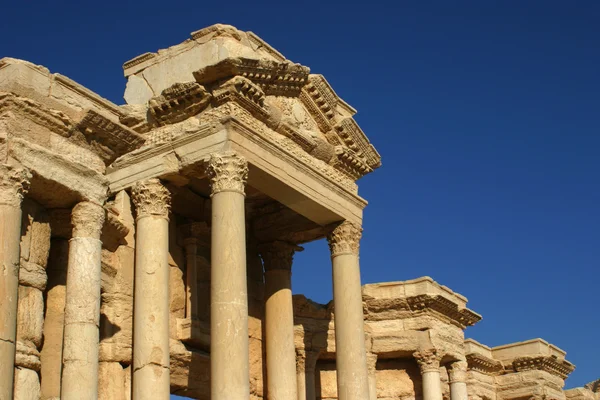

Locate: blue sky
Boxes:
[2,0,598,394]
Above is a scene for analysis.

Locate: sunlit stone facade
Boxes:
[0,24,596,400]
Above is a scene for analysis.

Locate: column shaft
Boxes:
[184,239,198,319]
[61,202,105,400]
[328,222,369,400]
[261,241,301,400]
[0,165,29,400]
[207,151,249,399]
[296,349,319,400]
[131,179,171,400]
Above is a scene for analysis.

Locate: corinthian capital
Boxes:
[131,179,171,219]
[414,349,441,374]
[0,164,31,207]
[326,221,362,257]
[259,241,303,272]
[448,360,468,383]
[206,151,248,196]
[71,202,106,239]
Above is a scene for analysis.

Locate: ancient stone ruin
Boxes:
[0,23,596,400]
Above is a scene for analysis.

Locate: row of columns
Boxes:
[415,350,469,400]
[0,151,375,400]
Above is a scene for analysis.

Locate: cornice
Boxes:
[406,294,482,328]
[512,356,575,380]
[148,82,212,127]
[193,57,310,97]
[466,352,504,375]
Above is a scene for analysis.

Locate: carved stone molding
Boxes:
[194,57,310,97]
[0,164,31,207]
[327,221,362,257]
[448,360,468,383]
[406,294,482,328]
[414,349,442,374]
[206,151,248,196]
[465,352,503,375]
[259,241,303,272]
[512,356,575,380]
[131,178,171,219]
[148,82,211,127]
[71,201,106,239]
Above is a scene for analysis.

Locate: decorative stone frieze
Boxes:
[406,294,482,328]
[213,76,269,120]
[148,82,211,127]
[0,92,73,137]
[194,57,310,97]
[0,164,31,207]
[465,352,504,375]
[327,221,362,257]
[414,349,442,373]
[71,201,105,239]
[75,109,145,163]
[206,151,249,196]
[259,241,303,271]
[131,178,171,219]
[448,360,469,383]
[512,356,576,380]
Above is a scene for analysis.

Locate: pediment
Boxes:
[120,24,381,181]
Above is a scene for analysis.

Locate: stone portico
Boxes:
[0,23,596,400]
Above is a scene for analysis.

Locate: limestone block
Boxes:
[99,292,133,362]
[99,362,127,400]
[169,339,210,400]
[376,365,420,399]
[15,341,41,371]
[13,367,41,400]
[170,264,186,339]
[29,218,51,267]
[249,336,264,397]
[123,75,154,105]
[16,285,44,349]
[317,365,338,399]
[19,260,47,291]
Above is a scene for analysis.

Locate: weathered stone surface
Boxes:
[1,22,592,400]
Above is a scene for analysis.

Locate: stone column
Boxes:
[0,164,30,400]
[296,349,320,400]
[60,202,106,400]
[448,361,469,400]
[414,350,443,400]
[183,238,198,319]
[367,353,378,400]
[131,179,171,400]
[206,151,249,399]
[327,221,370,400]
[260,241,301,400]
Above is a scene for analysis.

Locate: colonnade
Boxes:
[0,151,376,399]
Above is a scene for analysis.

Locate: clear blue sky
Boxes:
[2,0,598,394]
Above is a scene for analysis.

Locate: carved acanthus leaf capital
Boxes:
[448,360,468,383]
[131,179,171,219]
[414,349,442,374]
[327,221,362,257]
[0,164,31,207]
[259,241,303,272]
[206,151,248,196]
[71,202,106,239]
